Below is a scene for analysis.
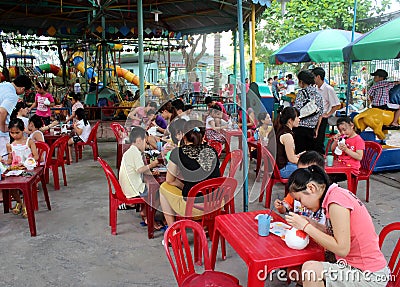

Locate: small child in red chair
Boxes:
[118,126,163,229]
[68,108,91,161]
[4,118,39,218]
[330,116,365,180]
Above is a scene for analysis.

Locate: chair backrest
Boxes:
[185,177,237,220]
[35,141,50,166]
[47,136,69,166]
[325,138,334,156]
[97,157,128,202]
[163,220,211,286]
[360,141,383,176]
[379,222,400,282]
[220,149,243,178]
[110,122,125,141]
[208,140,223,157]
[86,121,100,143]
[261,145,281,181]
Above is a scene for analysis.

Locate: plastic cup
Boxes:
[327,155,334,167]
[258,214,271,236]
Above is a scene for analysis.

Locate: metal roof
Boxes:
[0,0,265,39]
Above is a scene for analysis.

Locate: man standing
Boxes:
[271,75,280,103]
[312,67,341,154]
[0,75,32,155]
[368,69,400,126]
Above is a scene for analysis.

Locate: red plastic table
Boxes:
[144,173,166,239]
[1,167,50,237]
[325,159,355,194]
[210,210,325,287]
[221,129,243,154]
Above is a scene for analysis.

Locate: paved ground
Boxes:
[0,128,399,287]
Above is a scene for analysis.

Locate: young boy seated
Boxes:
[274,151,326,225]
[118,126,162,228]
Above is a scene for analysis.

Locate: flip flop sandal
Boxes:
[118,203,137,210]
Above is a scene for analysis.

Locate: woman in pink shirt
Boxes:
[28,81,55,125]
[286,165,389,287]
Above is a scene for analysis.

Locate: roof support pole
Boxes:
[346,0,357,115]
[251,4,256,82]
[102,15,107,90]
[233,29,237,114]
[138,0,145,107]
[237,0,249,212]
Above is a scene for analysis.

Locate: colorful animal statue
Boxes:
[353,108,400,140]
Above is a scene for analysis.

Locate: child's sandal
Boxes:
[12,203,22,215]
[21,207,28,219]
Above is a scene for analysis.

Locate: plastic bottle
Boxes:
[334,137,346,156]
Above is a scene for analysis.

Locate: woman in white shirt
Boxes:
[68,108,91,160]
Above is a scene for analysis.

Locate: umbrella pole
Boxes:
[138,0,145,107]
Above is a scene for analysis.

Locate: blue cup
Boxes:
[157,141,163,152]
[258,214,271,236]
[254,131,259,141]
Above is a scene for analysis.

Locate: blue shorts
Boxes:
[279,162,297,178]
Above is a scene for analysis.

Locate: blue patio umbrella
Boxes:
[270,29,362,64]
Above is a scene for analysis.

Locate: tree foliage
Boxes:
[180,34,207,81]
[258,0,391,49]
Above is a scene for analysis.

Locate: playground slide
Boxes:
[35,64,64,77]
[0,66,20,82]
[72,45,162,97]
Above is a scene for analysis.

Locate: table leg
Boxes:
[146,204,154,239]
[41,173,51,210]
[248,262,267,287]
[116,143,122,170]
[210,228,221,269]
[347,171,355,194]
[224,135,231,154]
[2,189,10,213]
[23,185,37,237]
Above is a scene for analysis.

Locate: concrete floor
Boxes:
[0,137,399,287]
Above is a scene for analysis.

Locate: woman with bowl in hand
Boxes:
[285,165,389,287]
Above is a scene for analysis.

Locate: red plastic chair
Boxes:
[74,121,100,162]
[219,149,242,214]
[353,141,382,202]
[183,177,237,239]
[208,141,223,157]
[164,220,241,287]
[379,222,400,286]
[258,145,288,208]
[97,157,146,235]
[110,122,126,141]
[45,136,69,190]
[33,141,51,210]
[219,149,243,178]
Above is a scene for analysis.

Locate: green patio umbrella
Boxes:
[269,29,362,64]
[343,17,400,61]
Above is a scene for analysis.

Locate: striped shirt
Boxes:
[368,80,396,106]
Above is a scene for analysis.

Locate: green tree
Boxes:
[258,0,391,49]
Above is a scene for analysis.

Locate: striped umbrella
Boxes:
[270,29,362,64]
[343,17,400,61]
